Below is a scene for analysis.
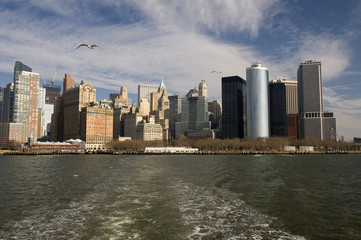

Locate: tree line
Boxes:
[106,137,360,153]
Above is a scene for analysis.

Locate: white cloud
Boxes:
[323,87,361,140]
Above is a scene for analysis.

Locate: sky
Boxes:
[0,0,361,140]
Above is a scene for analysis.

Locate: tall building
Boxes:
[168,95,182,139]
[80,103,113,150]
[138,83,159,105]
[13,71,40,140]
[43,82,61,104]
[208,100,222,132]
[113,86,131,139]
[198,80,207,97]
[62,80,96,140]
[151,79,170,140]
[1,83,13,123]
[297,60,336,140]
[63,73,75,93]
[0,86,3,122]
[269,78,298,137]
[221,76,247,139]
[246,64,269,139]
[175,81,212,139]
[12,61,32,123]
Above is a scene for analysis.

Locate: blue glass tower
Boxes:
[246,63,269,138]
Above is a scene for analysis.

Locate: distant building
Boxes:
[43,82,61,104]
[151,79,170,140]
[136,116,163,141]
[297,60,336,140]
[63,73,75,93]
[80,103,113,150]
[221,76,246,139]
[62,80,96,140]
[13,70,40,141]
[0,86,3,122]
[1,83,14,123]
[208,100,222,134]
[138,83,159,106]
[0,122,26,146]
[269,78,298,137]
[246,64,269,139]
[124,113,144,139]
[175,81,212,139]
[168,95,182,139]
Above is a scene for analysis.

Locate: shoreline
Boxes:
[1,150,360,155]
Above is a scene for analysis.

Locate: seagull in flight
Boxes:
[76,44,103,50]
[210,71,223,74]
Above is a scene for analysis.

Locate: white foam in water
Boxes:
[171,182,306,240]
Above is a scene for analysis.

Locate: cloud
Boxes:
[0,0,285,100]
[323,87,361,140]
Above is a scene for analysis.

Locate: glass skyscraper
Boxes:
[221,76,246,139]
[246,63,269,139]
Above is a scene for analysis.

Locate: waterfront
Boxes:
[0,154,360,239]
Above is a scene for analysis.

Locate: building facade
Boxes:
[80,103,113,150]
[1,83,13,123]
[168,95,182,139]
[297,60,336,140]
[63,73,75,93]
[208,100,222,135]
[246,64,269,139]
[175,82,212,139]
[13,70,40,140]
[62,81,96,140]
[138,83,159,106]
[221,76,246,139]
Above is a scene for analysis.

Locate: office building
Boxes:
[175,81,212,139]
[269,78,298,137]
[62,80,96,140]
[246,64,269,139]
[13,70,40,141]
[297,60,336,140]
[1,83,13,123]
[138,83,159,106]
[168,95,182,139]
[221,76,246,139]
[208,100,222,132]
[80,103,113,150]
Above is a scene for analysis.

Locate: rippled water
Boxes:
[1,154,361,239]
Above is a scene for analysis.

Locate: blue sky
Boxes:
[0,0,360,140]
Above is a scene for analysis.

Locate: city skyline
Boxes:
[0,1,361,140]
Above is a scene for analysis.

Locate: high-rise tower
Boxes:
[269,78,298,137]
[221,76,246,139]
[297,60,336,140]
[246,63,269,139]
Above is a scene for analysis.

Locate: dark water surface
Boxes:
[1,154,361,239]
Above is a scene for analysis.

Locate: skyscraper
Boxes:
[62,80,96,140]
[297,60,336,140]
[221,76,246,139]
[13,70,40,140]
[269,78,298,137]
[138,83,159,105]
[246,63,269,139]
[175,81,212,139]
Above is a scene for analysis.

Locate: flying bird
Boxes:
[210,71,223,74]
[76,44,103,50]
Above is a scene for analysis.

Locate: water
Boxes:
[0,154,361,239]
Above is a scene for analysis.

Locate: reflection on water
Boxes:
[0,154,361,239]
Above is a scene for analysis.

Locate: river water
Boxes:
[0,154,360,239]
